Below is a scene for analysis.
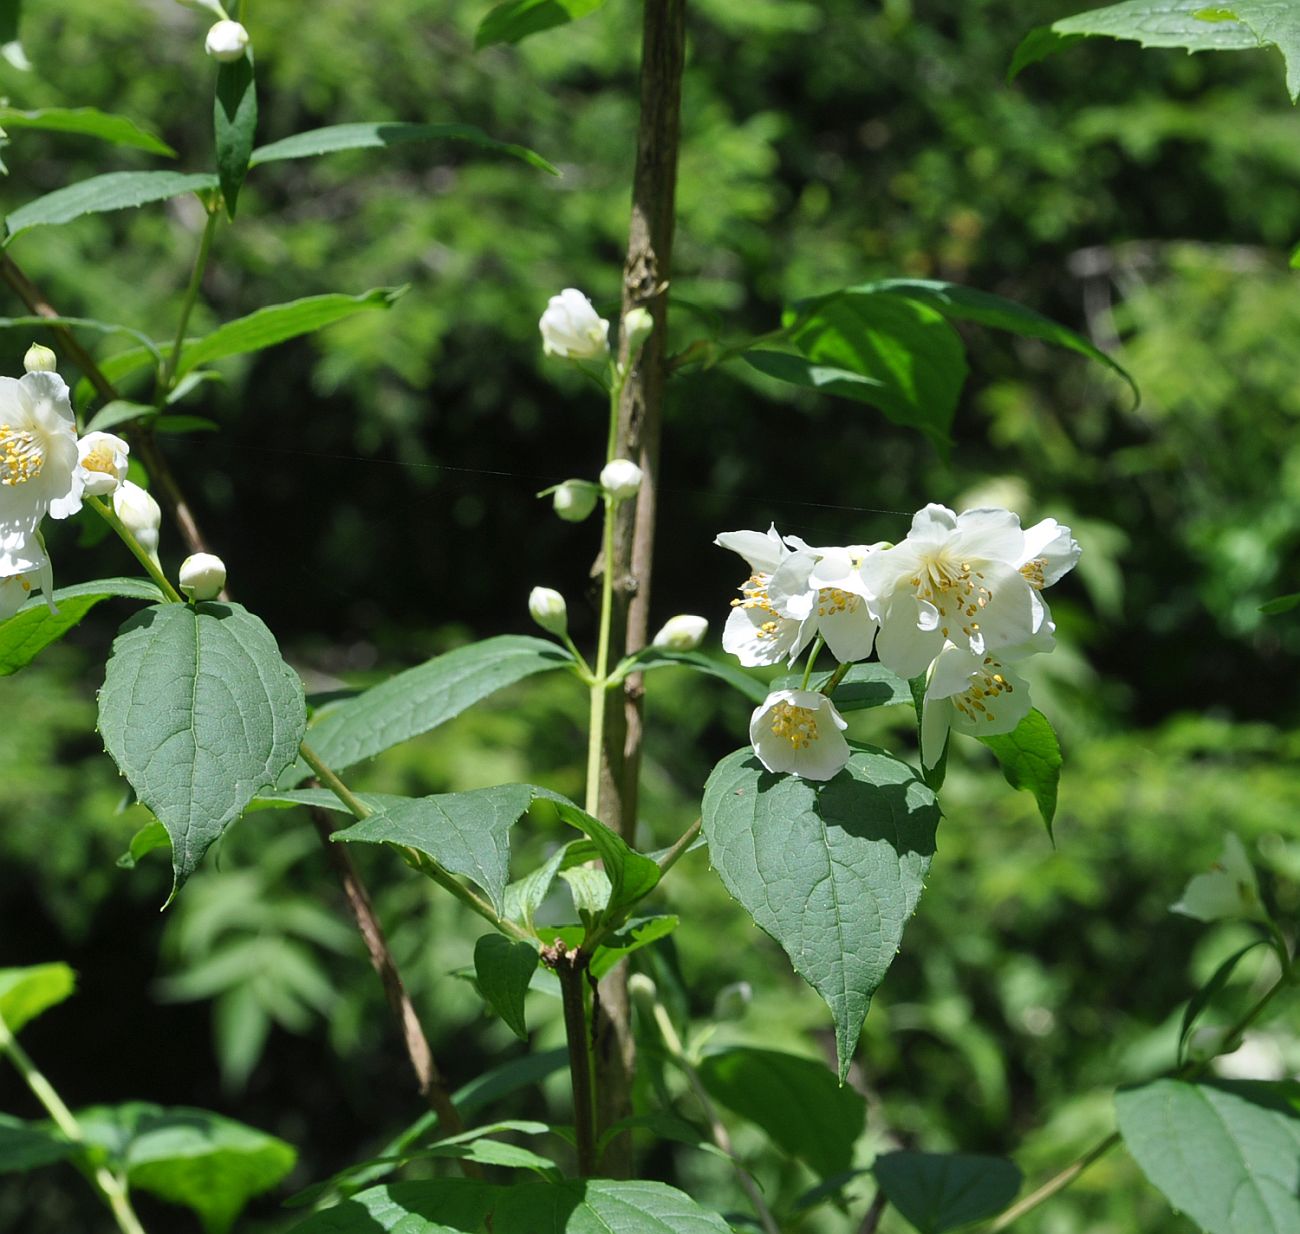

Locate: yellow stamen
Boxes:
[0,425,44,486]
[769,701,819,750]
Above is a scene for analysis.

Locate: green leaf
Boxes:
[857,279,1140,407]
[0,577,163,676]
[1053,0,1262,50]
[628,648,769,703]
[288,1178,734,1233]
[0,315,163,362]
[97,602,307,897]
[696,1047,865,1176]
[83,400,158,433]
[1260,591,1300,614]
[743,350,890,402]
[558,865,612,924]
[504,844,571,929]
[0,1115,74,1173]
[474,935,539,1040]
[155,414,218,435]
[214,52,257,218]
[782,290,967,445]
[872,1151,1023,1233]
[116,820,171,870]
[0,0,20,46]
[79,1103,296,1234]
[334,784,535,915]
[303,634,573,773]
[977,708,1063,837]
[0,106,175,157]
[540,916,681,979]
[476,0,610,48]
[250,121,557,176]
[175,288,407,379]
[1116,1080,1300,1234]
[0,963,76,1033]
[1178,939,1270,1063]
[1007,26,1087,80]
[1290,242,1300,269]
[774,662,914,712]
[5,171,219,241]
[701,748,939,1078]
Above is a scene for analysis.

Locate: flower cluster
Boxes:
[719,504,1080,780]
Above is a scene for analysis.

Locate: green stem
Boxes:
[555,953,598,1176]
[648,1000,780,1234]
[820,660,852,696]
[158,206,219,401]
[987,954,1295,1231]
[656,817,701,875]
[87,496,184,602]
[0,1014,148,1234]
[299,741,372,819]
[800,636,824,690]
[586,493,619,816]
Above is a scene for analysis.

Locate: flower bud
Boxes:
[113,481,162,559]
[652,614,708,652]
[551,480,599,523]
[76,431,130,497]
[178,552,226,601]
[712,981,753,1022]
[528,586,568,637]
[622,306,653,356]
[23,343,57,374]
[539,288,609,360]
[627,973,658,1012]
[205,19,249,62]
[600,458,642,501]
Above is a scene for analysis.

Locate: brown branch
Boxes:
[858,1189,888,1234]
[592,0,687,1177]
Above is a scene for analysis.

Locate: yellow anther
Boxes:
[0,426,44,486]
[769,701,819,749]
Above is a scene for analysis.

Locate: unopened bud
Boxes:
[652,614,708,652]
[627,973,658,1011]
[205,19,249,61]
[113,481,162,559]
[76,431,130,497]
[622,307,653,357]
[23,343,56,373]
[179,553,226,601]
[712,981,753,1022]
[599,458,642,501]
[528,586,568,637]
[551,480,599,523]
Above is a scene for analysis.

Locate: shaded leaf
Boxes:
[1007,25,1086,80]
[6,171,218,240]
[977,708,1063,837]
[0,1115,74,1173]
[0,106,175,156]
[873,1150,1023,1233]
[476,0,610,48]
[116,820,170,870]
[1259,591,1300,615]
[1179,939,1270,1063]
[629,648,769,703]
[214,52,257,218]
[474,935,539,1040]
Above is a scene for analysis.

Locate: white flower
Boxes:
[919,642,1033,768]
[0,371,83,573]
[600,458,642,500]
[113,481,162,559]
[1171,834,1266,924]
[0,534,54,619]
[766,541,881,665]
[717,524,811,667]
[205,19,249,61]
[551,480,598,523]
[861,504,1077,679]
[539,289,610,360]
[652,614,708,652]
[528,586,568,636]
[749,688,850,781]
[179,552,226,601]
[22,343,56,373]
[75,431,130,497]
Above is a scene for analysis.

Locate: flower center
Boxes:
[769,701,819,749]
[952,660,1014,724]
[731,574,781,634]
[80,443,119,478]
[1020,557,1047,589]
[911,552,992,641]
[0,425,45,486]
[816,587,859,618]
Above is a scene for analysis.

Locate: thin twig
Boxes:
[656,817,701,874]
[858,1188,888,1234]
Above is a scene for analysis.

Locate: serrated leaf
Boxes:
[0,963,76,1033]
[302,635,573,773]
[5,171,219,240]
[702,748,938,1078]
[250,121,557,176]
[288,1178,734,1233]
[977,708,1062,837]
[629,648,769,703]
[0,106,175,157]
[335,784,535,914]
[1053,0,1262,49]
[214,52,256,218]
[696,1047,865,1176]
[474,935,539,1040]
[873,1151,1023,1233]
[175,288,406,379]
[0,1115,74,1173]
[78,1103,295,1234]
[97,602,307,897]
[1116,1080,1300,1234]
[0,577,163,676]
[476,0,610,47]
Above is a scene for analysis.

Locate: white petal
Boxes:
[874,596,944,679]
[919,694,952,770]
[749,689,850,781]
[1020,518,1081,588]
[723,604,806,667]
[908,503,959,545]
[817,600,877,663]
[951,506,1024,563]
[767,551,817,619]
[945,659,1032,738]
[715,525,787,574]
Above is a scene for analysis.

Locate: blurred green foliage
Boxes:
[1,0,1299,1229]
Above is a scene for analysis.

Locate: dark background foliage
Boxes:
[2,0,1299,1229]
